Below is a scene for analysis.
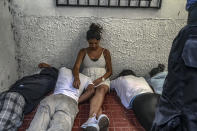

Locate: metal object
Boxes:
[56,0,162,9]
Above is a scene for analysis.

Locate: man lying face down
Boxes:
[110,69,160,131]
[110,70,154,109]
[0,63,58,131]
[27,66,95,131]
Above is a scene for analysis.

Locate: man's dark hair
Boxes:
[118,69,136,77]
[149,64,165,77]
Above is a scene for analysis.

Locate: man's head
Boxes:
[118,69,136,77]
[149,64,165,77]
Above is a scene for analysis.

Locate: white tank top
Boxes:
[83,48,106,69]
[82,48,110,87]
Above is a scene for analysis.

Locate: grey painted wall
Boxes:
[0,0,18,92]
[10,0,187,78]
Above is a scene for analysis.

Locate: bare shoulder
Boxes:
[80,48,86,52]
[79,48,86,55]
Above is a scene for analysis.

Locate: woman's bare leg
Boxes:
[97,108,102,118]
[89,85,109,118]
[81,85,109,130]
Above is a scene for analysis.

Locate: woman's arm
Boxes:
[103,49,113,79]
[93,49,112,86]
[72,48,86,89]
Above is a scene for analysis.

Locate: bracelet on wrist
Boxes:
[101,77,105,82]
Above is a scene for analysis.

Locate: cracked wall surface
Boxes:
[0,0,18,92]
[10,0,187,78]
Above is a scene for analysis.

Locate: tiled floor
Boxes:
[18,91,145,131]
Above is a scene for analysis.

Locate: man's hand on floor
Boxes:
[38,63,51,68]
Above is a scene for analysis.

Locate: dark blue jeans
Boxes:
[133,93,160,131]
[188,4,197,25]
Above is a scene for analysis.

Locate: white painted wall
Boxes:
[10,0,188,78]
[0,0,18,92]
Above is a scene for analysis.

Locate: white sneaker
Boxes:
[81,116,99,131]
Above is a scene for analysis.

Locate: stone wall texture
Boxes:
[14,16,186,78]
[4,0,188,79]
[0,0,18,92]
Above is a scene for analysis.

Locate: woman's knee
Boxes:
[88,86,95,95]
[96,86,108,94]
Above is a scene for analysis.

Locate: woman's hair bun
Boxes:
[86,23,103,40]
[89,23,103,34]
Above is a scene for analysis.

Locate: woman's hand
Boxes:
[93,77,102,86]
[73,78,81,89]
[72,49,86,89]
